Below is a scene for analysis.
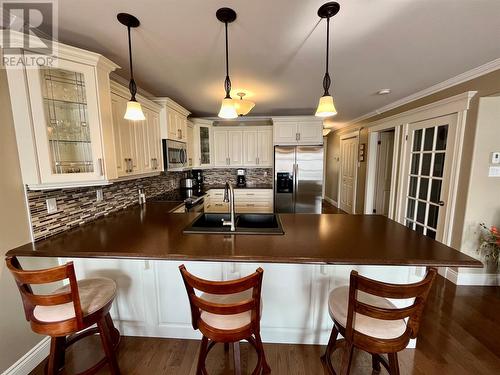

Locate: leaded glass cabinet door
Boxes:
[26,59,104,184]
[400,114,457,242]
[199,125,212,166]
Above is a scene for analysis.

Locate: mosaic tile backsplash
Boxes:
[200,168,273,186]
[28,172,183,241]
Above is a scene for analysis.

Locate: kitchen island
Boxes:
[6,202,481,345]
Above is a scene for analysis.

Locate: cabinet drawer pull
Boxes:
[247,204,255,206]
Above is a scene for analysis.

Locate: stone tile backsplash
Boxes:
[27,168,272,241]
[28,172,183,241]
[200,168,273,186]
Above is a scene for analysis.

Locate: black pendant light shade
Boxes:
[217,7,238,119]
[117,12,145,121]
[315,2,340,117]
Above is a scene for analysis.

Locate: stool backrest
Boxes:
[5,256,84,332]
[179,265,263,331]
[346,268,436,341]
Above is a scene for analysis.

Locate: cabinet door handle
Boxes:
[228,157,230,165]
[97,158,104,176]
[257,156,260,165]
[296,133,299,141]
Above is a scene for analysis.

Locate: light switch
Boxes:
[46,198,57,213]
[491,152,500,164]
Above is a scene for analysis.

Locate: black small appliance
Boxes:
[236,169,246,187]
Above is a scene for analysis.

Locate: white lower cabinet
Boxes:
[204,189,273,213]
[65,257,422,345]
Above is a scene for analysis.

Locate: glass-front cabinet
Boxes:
[26,60,105,183]
[192,120,213,167]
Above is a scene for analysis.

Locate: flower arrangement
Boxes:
[478,223,500,266]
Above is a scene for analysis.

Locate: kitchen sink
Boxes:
[183,213,284,235]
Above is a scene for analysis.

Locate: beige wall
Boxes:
[325,69,500,254]
[0,68,51,372]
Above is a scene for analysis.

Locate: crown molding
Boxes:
[110,80,162,111]
[154,97,191,116]
[345,57,500,127]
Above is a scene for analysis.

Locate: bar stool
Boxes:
[6,256,121,375]
[321,268,436,375]
[179,265,270,375]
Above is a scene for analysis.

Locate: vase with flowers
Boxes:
[477,223,500,273]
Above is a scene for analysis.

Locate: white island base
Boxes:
[57,258,424,348]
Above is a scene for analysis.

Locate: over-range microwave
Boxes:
[162,139,187,171]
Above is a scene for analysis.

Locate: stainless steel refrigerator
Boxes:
[274,145,324,213]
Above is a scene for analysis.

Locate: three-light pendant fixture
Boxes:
[117,12,145,121]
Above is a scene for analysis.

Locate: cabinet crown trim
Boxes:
[154,97,191,116]
[110,81,162,111]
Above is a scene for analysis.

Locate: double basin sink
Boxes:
[183,213,284,235]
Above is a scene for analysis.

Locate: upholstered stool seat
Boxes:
[200,290,263,330]
[328,286,406,339]
[34,278,117,323]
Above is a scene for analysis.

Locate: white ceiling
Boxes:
[54,0,500,125]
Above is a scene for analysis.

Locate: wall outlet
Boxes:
[491,152,500,164]
[96,188,103,202]
[46,198,57,214]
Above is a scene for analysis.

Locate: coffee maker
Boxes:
[192,169,204,186]
[236,169,246,187]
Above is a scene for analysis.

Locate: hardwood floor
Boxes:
[30,275,500,374]
[322,200,346,214]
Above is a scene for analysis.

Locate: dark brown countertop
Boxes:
[6,203,481,267]
[204,184,273,190]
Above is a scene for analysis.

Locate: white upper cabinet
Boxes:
[227,130,243,166]
[155,97,190,143]
[110,81,163,178]
[273,117,324,145]
[5,42,119,189]
[243,127,273,167]
[192,119,213,167]
[213,129,229,166]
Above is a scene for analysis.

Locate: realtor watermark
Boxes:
[1,0,58,68]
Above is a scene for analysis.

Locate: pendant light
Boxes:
[117,13,145,121]
[234,92,255,116]
[315,2,340,118]
[216,8,238,119]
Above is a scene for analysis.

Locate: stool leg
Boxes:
[388,353,400,375]
[339,342,354,375]
[321,324,339,374]
[97,317,121,375]
[105,313,121,347]
[233,341,241,375]
[254,331,271,374]
[46,336,66,375]
[371,354,381,372]
[196,336,209,375]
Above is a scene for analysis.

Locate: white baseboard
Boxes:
[2,337,49,375]
[323,196,338,207]
[441,267,499,286]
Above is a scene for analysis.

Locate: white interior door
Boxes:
[399,114,457,241]
[374,131,395,216]
[339,136,358,213]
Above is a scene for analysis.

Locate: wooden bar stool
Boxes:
[5,256,121,375]
[321,268,436,375]
[179,264,270,375]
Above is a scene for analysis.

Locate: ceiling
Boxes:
[53,0,500,126]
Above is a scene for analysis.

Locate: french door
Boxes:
[399,114,457,242]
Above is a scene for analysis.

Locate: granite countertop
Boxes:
[6,203,481,268]
[204,184,273,190]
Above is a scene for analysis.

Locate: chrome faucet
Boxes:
[222,181,236,231]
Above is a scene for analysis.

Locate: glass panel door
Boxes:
[401,114,457,242]
[27,59,104,184]
[42,68,94,174]
[199,126,211,165]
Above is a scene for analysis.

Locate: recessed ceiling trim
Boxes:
[344,57,500,127]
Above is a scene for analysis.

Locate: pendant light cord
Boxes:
[322,17,332,96]
[127,25,137,101]
[224,21,232,99]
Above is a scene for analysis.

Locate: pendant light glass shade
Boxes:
[234,92,255,116]
[218,98,238,119]
[315,95,337,117]
[117,13,145,121]
[125,100,146,121]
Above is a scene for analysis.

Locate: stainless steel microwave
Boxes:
[163,139,187,171]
